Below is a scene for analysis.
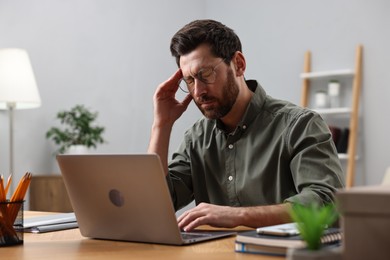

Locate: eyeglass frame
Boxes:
[178,58,226,93]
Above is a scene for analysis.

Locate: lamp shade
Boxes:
[0,48,41,109]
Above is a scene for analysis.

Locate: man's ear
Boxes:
[232,51,246,77]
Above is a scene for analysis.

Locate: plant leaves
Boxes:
[290,203,338,250]
[45,105,105,154]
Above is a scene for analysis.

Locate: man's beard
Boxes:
[195,68,239,119]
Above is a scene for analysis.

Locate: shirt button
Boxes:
[228,176,233,181]
[242,125,247,130]
[228,144,234,149]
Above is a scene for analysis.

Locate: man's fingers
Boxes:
[181,93,193,108]
[169,68,183,82]
[177,204,210,231]
[178,211,207,231]
[181,216,208,232]
[159,69,182,92]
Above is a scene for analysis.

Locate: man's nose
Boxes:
[192,79,208,97]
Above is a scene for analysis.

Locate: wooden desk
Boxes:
[2,212,283,260]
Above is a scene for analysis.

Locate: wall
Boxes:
[0,0,389,208]
[207,0,390,186]
[0,0,206,194]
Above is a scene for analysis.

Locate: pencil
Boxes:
[5,174,12,197]
[8,172,32,222]
[0,176,5,202]
[0,173,31,244]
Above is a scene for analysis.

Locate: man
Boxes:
[148,19,344,231]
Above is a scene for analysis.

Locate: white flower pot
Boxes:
[65,145,89,154]
[287,246,342,260]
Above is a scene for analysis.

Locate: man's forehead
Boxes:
[179,44,214,68]
[180,58,205,75]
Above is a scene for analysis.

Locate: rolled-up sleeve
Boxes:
[285,111,345,206]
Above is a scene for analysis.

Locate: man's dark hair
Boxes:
[170,19,242,67]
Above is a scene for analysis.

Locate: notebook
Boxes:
[23,212,78,233]
[56,154,235,245]
[235,224,341,256]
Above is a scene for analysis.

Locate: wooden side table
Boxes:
[29,175,73,212]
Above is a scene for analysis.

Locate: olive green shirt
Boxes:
[167,80,345,211]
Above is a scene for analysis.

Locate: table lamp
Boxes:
[0,48,41,194]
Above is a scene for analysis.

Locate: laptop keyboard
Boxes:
[181,232,213,240]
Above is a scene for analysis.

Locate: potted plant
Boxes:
[287,203,342,260]
[46,104,105,154]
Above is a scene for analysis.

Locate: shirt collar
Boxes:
[215,79,267,133]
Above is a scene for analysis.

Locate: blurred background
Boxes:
[0,0,388,209]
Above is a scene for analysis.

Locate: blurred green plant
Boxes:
[289,203,338,250]
[46,105,105,154]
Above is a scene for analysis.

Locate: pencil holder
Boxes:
[0,201,24,246]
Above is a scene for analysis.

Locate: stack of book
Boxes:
[235,223,342,256]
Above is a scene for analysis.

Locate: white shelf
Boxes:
[300,69,354,79]
[300,46,363,188]
[312,107,352,115]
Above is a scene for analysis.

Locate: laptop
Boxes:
[57,154,235,245]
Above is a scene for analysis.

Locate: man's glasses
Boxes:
[178,59,226,93]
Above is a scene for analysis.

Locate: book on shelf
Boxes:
[328,125,350,154]
[235,223,341,256]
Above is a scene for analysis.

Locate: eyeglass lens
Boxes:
[178,59,225,93]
